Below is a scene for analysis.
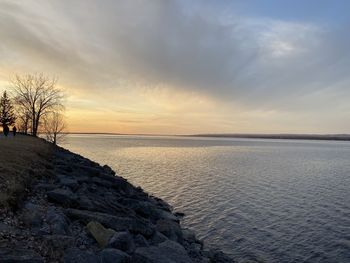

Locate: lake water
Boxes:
[61,135,350,263]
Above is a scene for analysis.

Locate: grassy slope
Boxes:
[0,135,53,209]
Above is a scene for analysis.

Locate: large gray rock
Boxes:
[132,240,192,263]
[45,207,70,235]
[156,209,179,222]
[75,165,101,177]
[0,249,44,263]
[43,235,75,250]
[151,197,173,212]
[65,209,155,237]
[77,195,96,211]
[47,189,78,207]
[56,164,73,173]
[59,177,79,191]
[134,234,149,247]
[120,200,178,222]
[64,248,100,263]
[100,249,130,263]
[102,165,116,176]
[91,177,113,188]
[182,228,198,244]
[150,231,168,245]
[87,221,116,247]
[108,231,135,253]
[156,219,183,244]
[98,173,131,192]
[21,202,43,228]
[205,249,235,263]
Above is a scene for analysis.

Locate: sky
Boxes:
[0,0,349,134]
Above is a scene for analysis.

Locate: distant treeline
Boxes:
[190,134,350,141]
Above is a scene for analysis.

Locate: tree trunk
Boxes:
[24,118,28,134]
[32,112,36,136]
[34,112,41,137]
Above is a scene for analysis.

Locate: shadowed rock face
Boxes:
[0,249,44,263]
[0,146,235,262]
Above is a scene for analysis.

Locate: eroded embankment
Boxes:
[0,142,234,262]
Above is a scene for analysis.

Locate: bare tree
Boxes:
[11,73,64,136]
[43,111,66,145]
[16,108,31,134]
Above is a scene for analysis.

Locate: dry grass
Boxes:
[0,134,54,209]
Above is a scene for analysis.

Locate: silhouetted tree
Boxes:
[43,111,66,145]
[0,91,16,128]
[11,73,64,136]
[16,107,31,134]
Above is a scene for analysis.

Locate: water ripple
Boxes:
[62,135,350,263]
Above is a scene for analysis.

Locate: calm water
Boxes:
[61,135,350,262]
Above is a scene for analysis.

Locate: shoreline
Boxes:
[0,139,234,262]
[62,133,350,142]
[189,134,350,141]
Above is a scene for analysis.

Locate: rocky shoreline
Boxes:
[0,145,234,262]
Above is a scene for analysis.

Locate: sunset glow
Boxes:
[1,0,349,134]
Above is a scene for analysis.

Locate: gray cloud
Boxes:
[0,0,350,113]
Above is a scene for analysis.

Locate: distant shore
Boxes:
[189,133,350,141]
[63,132,350,141]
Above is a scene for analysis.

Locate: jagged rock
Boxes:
[64,248,100,263]
[34,183,57,191]
[43,234,75,250]
[102,165,116,176]
[56,164,73,173]
[21,202,43,228]
[75,176,91,184]
[120,200,156,219]
[156,219,183,244]
[205,249,235,263]
[118,199,176,222]
[1,145,233,263]
[87,221,116,247]
[47,188,78,207]
[108,231,135,253]
[134,234,149,247]
[174,212,185,218]
[77,195,95,211]
[132,240,192,263]
[150,231,168,245]
[158,240,193,262]
[98,173,131,192]
[45,207,70,235]
[156,209,179,222]
[151,197,173,212]
[91,177,113,187]
[73,165,101,177]
[187,242,203,258]
[187,247,205,262]
[0,248,44,263]
[182,228,197,244]
[66,209,155,237]
[59,177,79,190]
[100,248,130,263]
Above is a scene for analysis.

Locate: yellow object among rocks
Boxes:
[87,221,116,247]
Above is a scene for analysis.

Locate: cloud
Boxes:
[0,0,350,132]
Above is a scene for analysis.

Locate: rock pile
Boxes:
[0,147,234,262]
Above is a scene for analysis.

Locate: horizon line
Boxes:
[62,132,350,141]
